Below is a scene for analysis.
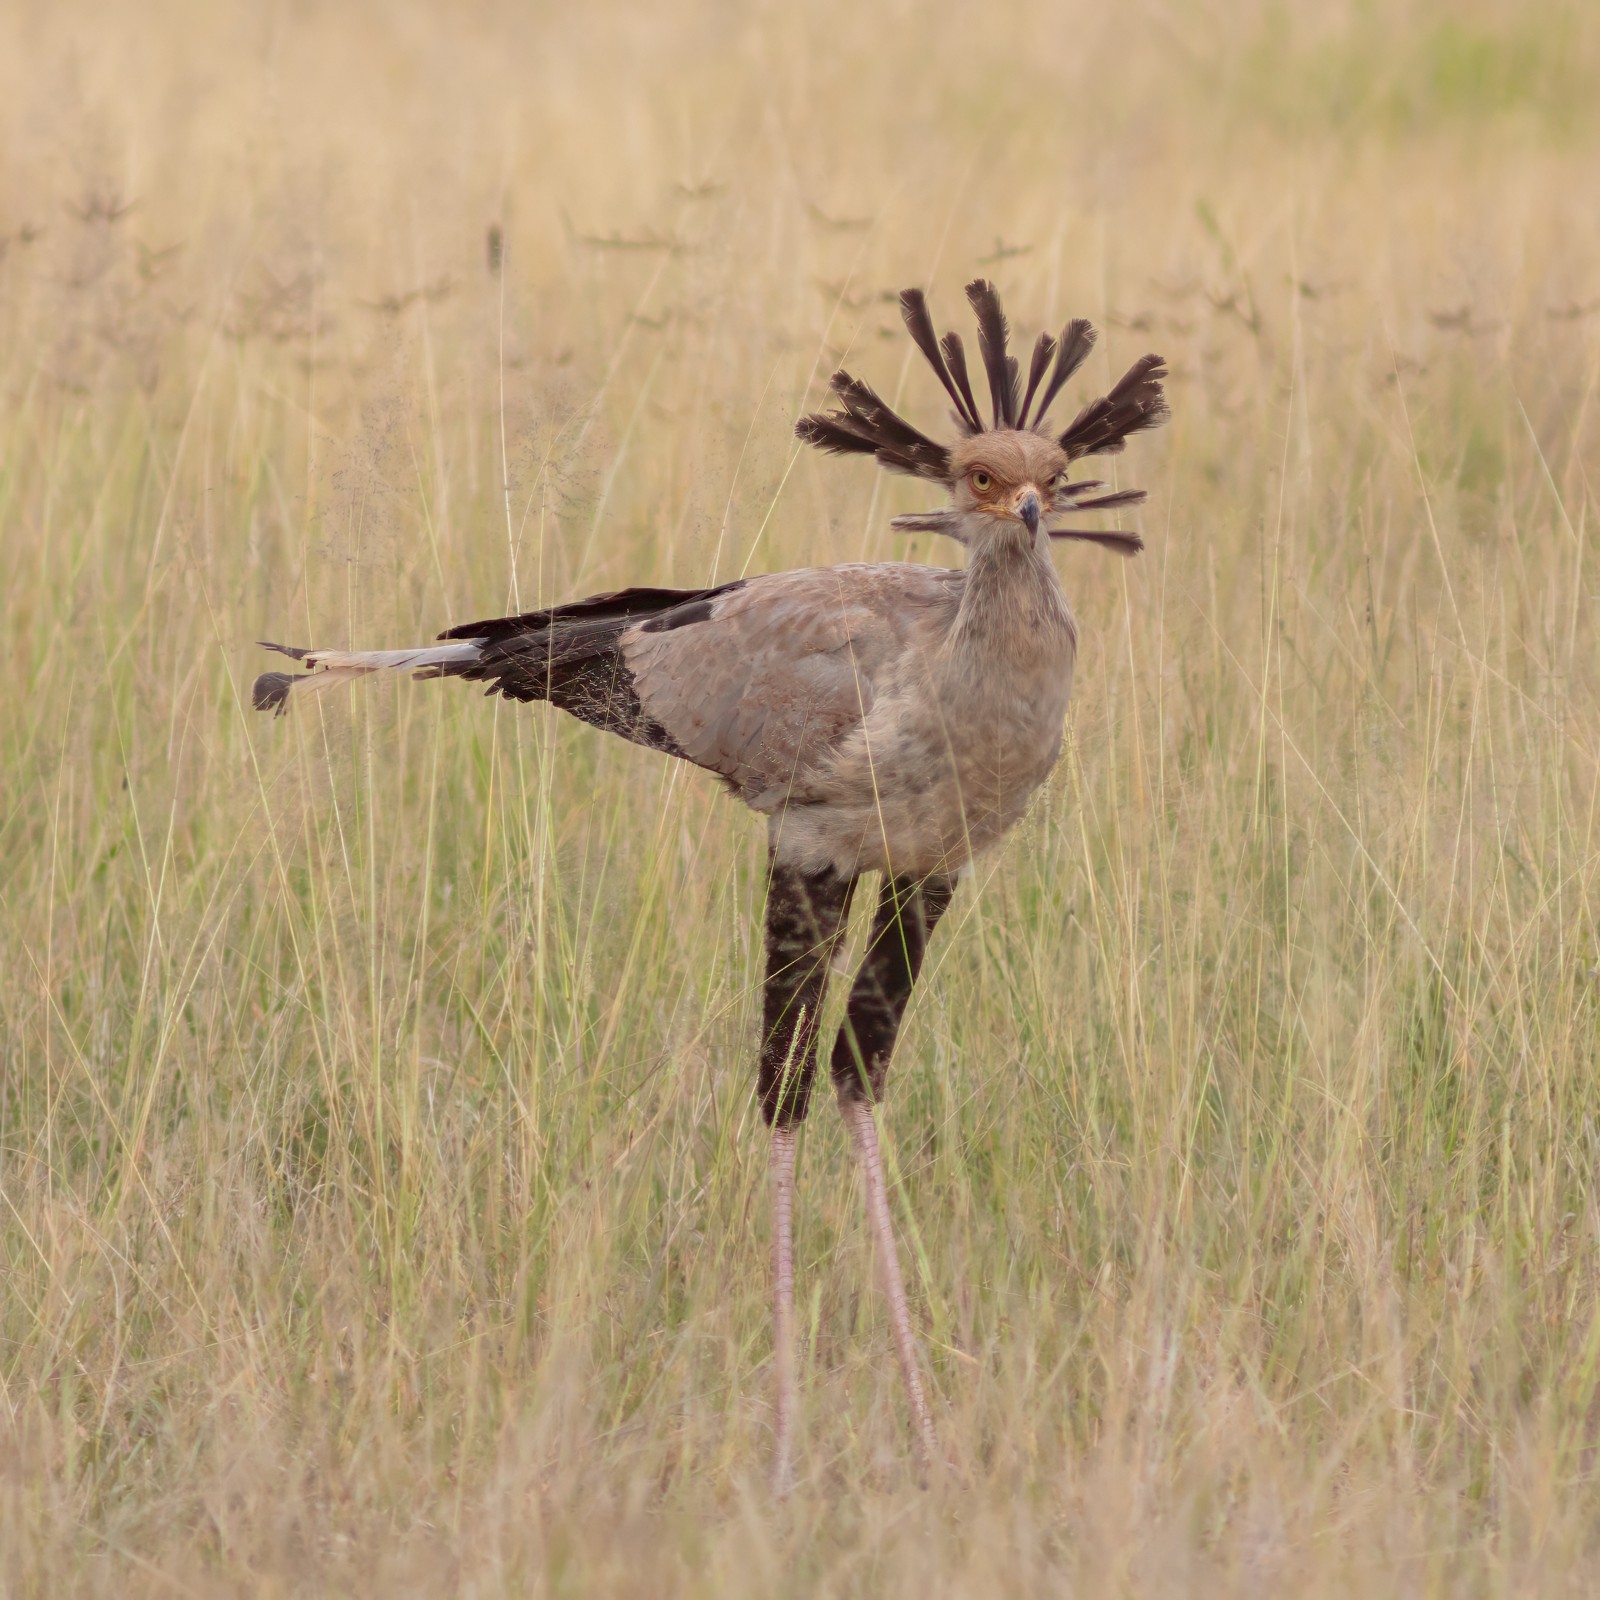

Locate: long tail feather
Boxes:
[252,639,485,716]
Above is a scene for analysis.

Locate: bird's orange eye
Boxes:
[971,470,992,494]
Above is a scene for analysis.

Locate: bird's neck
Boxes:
[950,530,1077,666]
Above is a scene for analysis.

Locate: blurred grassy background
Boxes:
[2,0,1599,1593]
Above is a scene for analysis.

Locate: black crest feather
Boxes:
[1017,333,1056,432]
[793,368,952,480]
[1047,528,1145,556]
[899,289,980,434]
[937,332,983,439]
[794,282,1169,506]
[1058,353,1169,460]
[965,278,1018,428]
[1064,487,1148,511]
[1028,318,1096,427]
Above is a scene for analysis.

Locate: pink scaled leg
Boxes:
[841,1096,936,1475]
[770,1123,799,1497]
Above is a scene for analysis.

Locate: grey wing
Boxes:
[622,563,961,807]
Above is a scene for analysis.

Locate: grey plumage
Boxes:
[258,287,1169,873]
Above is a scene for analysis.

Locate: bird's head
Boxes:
[795,279,1169,557]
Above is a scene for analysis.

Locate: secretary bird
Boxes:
[252,279,1168,1491]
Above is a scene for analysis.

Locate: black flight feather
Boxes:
[899,288,980,434]
[1030,318,1097,427]
[965,278,1017,428]
[442,581,745,643]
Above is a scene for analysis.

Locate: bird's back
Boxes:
[443,554,1075,879]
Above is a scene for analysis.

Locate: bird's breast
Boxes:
[773,632,1076,878]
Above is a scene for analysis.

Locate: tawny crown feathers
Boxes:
[795,279,1169,486]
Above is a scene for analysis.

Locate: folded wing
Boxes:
[623,564,962,806]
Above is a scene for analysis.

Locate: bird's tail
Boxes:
[251,639,486,716]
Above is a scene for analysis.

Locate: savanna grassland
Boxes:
[3,1,1600,1593]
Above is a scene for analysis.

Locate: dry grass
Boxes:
[3,0,1600,1593]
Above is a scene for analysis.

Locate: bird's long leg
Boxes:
[769,1122,798,1495]
[831,872,956,1476]
[841,1095,935,1471]
[760,857,856,1496]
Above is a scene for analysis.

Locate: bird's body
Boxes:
[498,545,1071,876]
[253,279,1167,1491]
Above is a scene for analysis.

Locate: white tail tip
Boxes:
[252,639,484,716]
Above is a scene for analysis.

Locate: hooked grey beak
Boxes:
[1017,490,1041,536]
